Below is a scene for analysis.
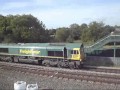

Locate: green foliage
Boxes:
[0,14,49,43]
[0,14,116,43]
[80,21,115,43]
[88,21,104,41]
[70,23,81,40]
[66,35,74,43]
[49,21,115,43]
[55,28,69,42]
[81,28,90,42]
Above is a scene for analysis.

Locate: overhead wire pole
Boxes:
[111,32,116,65]
[113,41,116,63]
[112,32,117,66]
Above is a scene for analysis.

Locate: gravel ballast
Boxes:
[0,68,120,90]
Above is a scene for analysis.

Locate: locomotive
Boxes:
[0,43,85,68]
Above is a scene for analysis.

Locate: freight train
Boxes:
[0,43,85,68]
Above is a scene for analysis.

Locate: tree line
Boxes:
[0,14,49,43]
[0,14,118,44]
[49,21,116,44]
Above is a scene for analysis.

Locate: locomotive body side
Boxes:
[0,43,85,68]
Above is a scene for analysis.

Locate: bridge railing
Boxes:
[85,34,120,53]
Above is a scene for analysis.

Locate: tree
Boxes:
[0,15,5,42]
[88,21,105,42]
[80,23,88,29]
[81,28,92,42]
[11,14,47,43]
[80,23,88,40]
[0,15,117,43]
[47,29,56,42]
[0,14,49,43]
[66,35,74,43]
[55,28,69,42]
[69,23,81,40]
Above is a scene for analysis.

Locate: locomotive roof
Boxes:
[0,43,83,49]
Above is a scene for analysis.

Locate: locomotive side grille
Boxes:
[0,48,8,53]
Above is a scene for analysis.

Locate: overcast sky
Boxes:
[1,0,120,29]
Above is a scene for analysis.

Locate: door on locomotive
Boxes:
[63,47,67,58]
[71,48,80,60]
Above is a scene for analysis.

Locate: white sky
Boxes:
[1,0,120,29]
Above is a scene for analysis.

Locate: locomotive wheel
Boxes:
[57,61,62,68]
[44,63,50,67]
[13,57,19,63]
[17,58,20,63]
[69,61,76,69]
[9,57,14,62]
[38,60,43,65]
[79,63,84,69]
[43,61,50,67]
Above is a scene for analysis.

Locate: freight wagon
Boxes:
[0,43,85,68]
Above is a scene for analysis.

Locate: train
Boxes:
[0,43,85,68]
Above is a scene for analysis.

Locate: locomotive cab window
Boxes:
[71,50,79,54]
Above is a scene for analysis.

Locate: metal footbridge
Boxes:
[85,34,120,53]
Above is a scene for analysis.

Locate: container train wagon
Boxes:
[0,43,85,68]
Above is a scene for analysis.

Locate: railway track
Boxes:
[83,66,120,74]
[1,61,120,85]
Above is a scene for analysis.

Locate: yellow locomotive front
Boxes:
[71,48,85,61]
[68,44,85,68]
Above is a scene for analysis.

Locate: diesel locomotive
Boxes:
[0,43,85,68]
